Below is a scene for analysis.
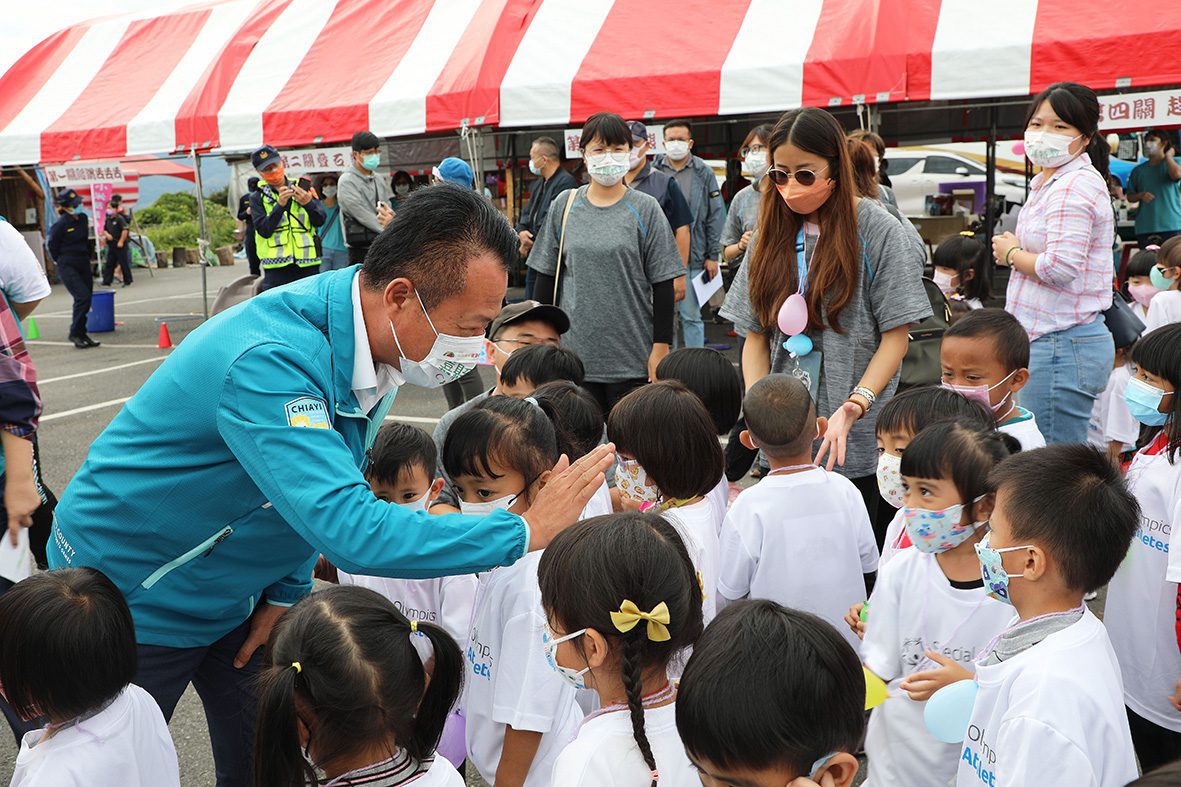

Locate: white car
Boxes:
[884,150,1027,216]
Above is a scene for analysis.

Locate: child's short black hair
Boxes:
[531,380,603,461]
[742,374,814,458]
[1130,323,1181,461]
[607,381,723,500]
[933,233,992,303]
[499,343,585,388]
[875,385,995,438]
[0,568,135,721]
[1127,248,1159,278]
[444,395,559,486]
[988,444,1140,593]
[655,348,743,435]
[944,307,1030,371]
[365,423,435,487]
[676,600,864,775]
[901,421,1019,505]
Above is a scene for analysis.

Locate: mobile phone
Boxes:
[377,201,390,212]
[297,177,312,191]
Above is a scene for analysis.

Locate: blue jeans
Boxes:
[135,618,264,787]
[1023,317,1114,445]
[677,269,705,348]
[320,246,350,271]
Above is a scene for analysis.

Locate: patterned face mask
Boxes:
[901,496,984,554]
[876,453,905,509]
[614,459,662,506]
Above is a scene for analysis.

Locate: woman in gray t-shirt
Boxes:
[720,108,930,527]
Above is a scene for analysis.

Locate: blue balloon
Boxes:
[924,679,979,744]
[782,333,813,357]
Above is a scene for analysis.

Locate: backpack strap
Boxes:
[552,188,579,307]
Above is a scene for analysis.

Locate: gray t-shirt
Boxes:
[431,389,494,508]
[721,183,763,267]
[528,187,684,383]
[720,198,931,478]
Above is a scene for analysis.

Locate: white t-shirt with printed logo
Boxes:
[663,497,721,624]
[12,684,179,787]
[955,610,1136,787]
[1087,364,1139,453]
[717,468,879,650]
[997,407,1046,450]
[551,702,696,786]
[861,548,1014,787]
[462,551,583,787]
[1107,435,1181,732]
[338,571,477,647]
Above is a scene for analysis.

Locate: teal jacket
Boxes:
[49,267,528,647]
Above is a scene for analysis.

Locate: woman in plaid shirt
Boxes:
[992,82,1116,445]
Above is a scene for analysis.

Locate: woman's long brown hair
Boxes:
[748,108,861,334]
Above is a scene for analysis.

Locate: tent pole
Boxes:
[192,150,209,318]
[984,107,997,239]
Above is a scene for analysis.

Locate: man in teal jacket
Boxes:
[47,185,612,786]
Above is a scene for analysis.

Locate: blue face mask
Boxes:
[975,533,1031,606]
[1125,376,1173,427]
[1151,265,1176,291]
[528,160,542,176]
[361,153,380,171]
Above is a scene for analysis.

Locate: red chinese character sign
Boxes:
[275,146,352,173]
[1100,89,1181,132]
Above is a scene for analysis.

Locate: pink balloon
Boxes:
[777,293,809,336]
[1012,141,1025,156]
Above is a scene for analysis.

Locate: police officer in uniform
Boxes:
[248,145,326,292]
[46,190,99,349]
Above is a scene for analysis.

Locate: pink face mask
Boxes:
[942,369,1017,413]
[1129,282,1159,308]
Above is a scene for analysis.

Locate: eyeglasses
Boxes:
[740,144,767,157]
[765,166,828,188]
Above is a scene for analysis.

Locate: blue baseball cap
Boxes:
[434,157,474,188]
[55,189,82,208]
[251,145,281,171]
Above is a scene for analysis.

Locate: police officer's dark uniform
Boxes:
[46,190,99,349]
[102,194,132,287]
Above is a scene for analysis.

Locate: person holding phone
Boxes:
[339,131,395,265]
[248,145,327,292]
[1128,128,1181,249]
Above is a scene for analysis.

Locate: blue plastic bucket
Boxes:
[87,290,115,333]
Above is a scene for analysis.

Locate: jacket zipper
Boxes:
[140,526,234,590]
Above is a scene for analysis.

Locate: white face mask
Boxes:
[458,492,519,516]
[586,151,630,187]
[1023,130,1082,168]
[542,627,590,690]
[1146,141,1162,156]
[744,150,768,181]
[395,493,430,513]
[389,288,484,389]
[628,146,645,170]
[933,268,957,294]
[665,140,690,161]
[876,452,905,509]
[395,184,411,196]
[322,185,337,198]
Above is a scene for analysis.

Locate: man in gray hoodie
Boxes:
[338,130,394,264]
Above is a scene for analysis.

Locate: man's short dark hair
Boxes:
[663,119,693,137]
[579,113,630,151]
[0,568,136,721]
[360,184,517,309]
[743,374,815,458]
[500,344,585,388]
[532,136,560,159]
[352,131,380,151]
[944,308,1030,371]
[366,423,436,487]
[109,194,122,205]
[989,444,1140,593]
[677,600,865,775]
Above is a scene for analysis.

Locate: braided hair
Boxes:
[538,512,704,785]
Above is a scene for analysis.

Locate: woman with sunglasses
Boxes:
[720,108,930,538]
[991,82,1115,446]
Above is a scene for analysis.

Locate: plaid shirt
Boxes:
[0,293,40,440]
[1007,154,1114,340]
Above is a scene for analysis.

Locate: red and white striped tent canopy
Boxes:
[2,0,1180,167]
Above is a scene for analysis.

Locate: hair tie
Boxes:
[610,599,671,642]
[524,396,540,408]
[290,662,302,674]
[650,770,660,782]
[959,230,975,237]
[1147,244,1161,252]
[410,620,418,633]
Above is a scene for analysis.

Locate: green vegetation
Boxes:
[136,192,236,250]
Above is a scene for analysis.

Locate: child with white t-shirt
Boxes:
[253,585,466,786]
[861,421,1017,786]
[941,308,1046,450]
[676,600,865,787]
[954,444,1138,786]
[1126,247,1161,322]
[1,568,180,787]
[530,380,612,520]
[1107,323,1181,772]
[1144,237,1181,333]
[1088,343,1141,463]
[608,381,725,623]
[654,347,745,528]
[716,374,878,650]
[539,511,703,786]
[446,396,584,786]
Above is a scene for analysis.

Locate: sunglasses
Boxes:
[765,165,829,188]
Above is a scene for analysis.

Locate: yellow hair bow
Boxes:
[610,600,671,642]
[960,230,976,237]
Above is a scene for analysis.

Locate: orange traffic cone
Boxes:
[157,322,172,349]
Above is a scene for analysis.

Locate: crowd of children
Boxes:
[10,268,1181,787]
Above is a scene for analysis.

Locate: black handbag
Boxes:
[1101,290,1145,349]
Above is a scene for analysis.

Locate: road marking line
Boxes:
[38,290,206,317]
[39,356,166,385]
[42,397,131,422]
[30,341,170,349]
[34,312,203,319]
[384,415,440,425]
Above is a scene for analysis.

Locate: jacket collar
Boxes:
[323,267,363,410]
